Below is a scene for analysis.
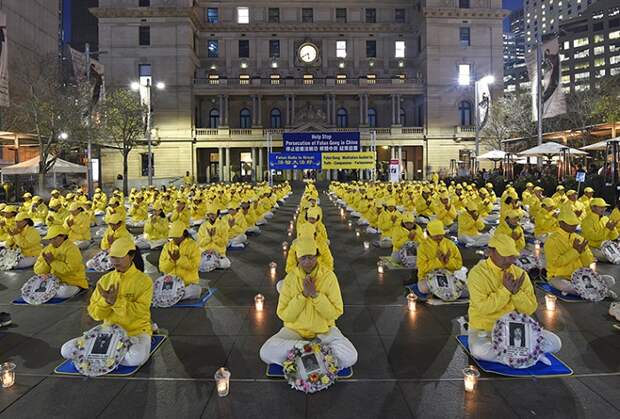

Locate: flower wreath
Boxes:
[514,253,542,273]
[86,250,114,272]
[199,251,220,272]
[70,324,132,377]
[397,241,417,268]
[425,269,466,301]
[571,267,608,302]
[283,342,339,394]
[152,275,186,308]
[492,312,544,369]
[0,247,22,271]
[21,274,60,305]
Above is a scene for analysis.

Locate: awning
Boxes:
[1,156,87,175]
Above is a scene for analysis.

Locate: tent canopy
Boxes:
[1,156,87,175]
[580,137,620,152]
[518,141,587,156]
[476,150,509,160]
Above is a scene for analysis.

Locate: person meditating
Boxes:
[61,237,153,367]
[468,233,562,365]
[3,212,41,268]
[159,221,202,300]
[260,239,358,370]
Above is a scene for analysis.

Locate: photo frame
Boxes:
[71,324,131,377]
[492,312,544,369]
[426,269,465,301]
[152,275,186,307]
[572,267,608,302]
[21,275,60,305]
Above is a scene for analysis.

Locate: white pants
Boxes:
[592,247,620,264]
[228,234,247,248]
[459,233,491,247]
[61,333,151,367]
[182,284,202,300]
[276,280,284,294]
[550,275,615,296]
[366,226,378,234]
[416,216,430,224]
[16,256,37,269]
[357,218,369,226]
[264,211,274,219]
[468,328,561,365]
[259,327,358,369]
[218,256,231,269]
[484,214,499,224]
[75,240,91,250]
[56,285,81,299]
[256,218,267,226]
[246,225,260,234]
[379,237,393,248]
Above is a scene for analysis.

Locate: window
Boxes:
[573,37,588,47]
[269,40,280,58]
[139,64,152,77]
[239,40,249,58]
[594,69,606,78]
[139,0,150,7]
[458,64,471,85]
[594,34,604,43]
[611,55,620,65]
[574,72,589,80]
[561,75,571,84]
[268,8,280,23]
[336,108,348,128]
[459,0,470,8]
[460,27,471,47]
[400,108,406,126]
[240,108,252,128]
[139,26,150,46]
[610,31,620,40]
[336,40,347,58]
[593,22,604,32]
[574,49,589,59]
[270,109,282,128]
[395,9,406,23]
[207,8,219,23]
[208,40,219,58]
[336,8,347,23]
[366,8,376,23]
[395,41,405,58]
[458,101,473,126]
[302,8,314,23]
[611,18,620,28]
[237,7,249,24]
[594,57,605,67]
[141,153,154,177]
[366,40,377,58]
[209,109,219,128]
[368,108,377,128]
[594,46,605,55]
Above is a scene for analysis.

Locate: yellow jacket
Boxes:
[100,226,133,251]
[223,212,248,239]
[29,203,48,224]
[458,211,485,237]
[414,196,433,217]
[534,210,558,236]
[198,218,229,255]
[391,223,424,253]
[495,222,525,253]
[128,203,148,222]
[34,240,88,288]
[277,264,343,339]
[170,208,191,226]
[0,217,15,241]
[241,207,258,226]
[468,258,537,331]
[64,212,91,241]
[417,237,462,280]
[6,225,41,257]
[286,239,334,274]
[581,212,619,248]
[88,264,153,337]
[159,238,201,285]
[377,209,402,239]
[144,215,169,241]
[46,209,66,228]
[545,229,594,279]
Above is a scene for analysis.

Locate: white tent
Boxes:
[1,156,87,175]
[580,137,620,152]
[476,150,508,160]
[518,141,587,156]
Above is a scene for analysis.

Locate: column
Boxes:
[359,94,364,126]
[218,147,223,181]
[391,146,395,160]
[225,147,231,182]
[326,94,331,125]
[251,147,257,182]
[252,96,257,125]
[218,95,224,126]
[396,94,402,125]
[258,147,264,182]
[391,94,396,125]
[285,95,291,126]
[291,95,296,125]
[224,95,229,125]
[257,95,262,127]
[364,94,369,125]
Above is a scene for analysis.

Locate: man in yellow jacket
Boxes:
[64,202,92,250]
[34,226,88,299]
[285,223,334,275]
[468,233,561,365]
[5,212,41,268]
[534,198,558,241]
[390,212,424,264]
[223,201,249,249]
[197,205,231,269]
[457,202,490,247]
[581,198,619,262]
[260,239,358,369]
[377,199,402,248]
[159,221,202,300]
[495,209,526,254]
[61,237,153,367]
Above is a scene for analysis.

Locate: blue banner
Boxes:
[283,132,360,153]
[268,152,322,170]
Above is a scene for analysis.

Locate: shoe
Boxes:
[0,312,12,328]
[609,302,620,321]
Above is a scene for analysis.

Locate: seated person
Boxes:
[534,198,558,242]
[414,188,434,222]
[127,194,148,225]
[223,201,249,248]
[581,198,619,262]
[0,205,18,243]
[545,210,615,297]
[259,239,358,369]
[197,205,231,269]
[377,199,402,248]
[29,197,48,226]
[390,212,423,264]
[433,192,458,231]
[170,199,191,227]
[139,204,169,249]
[457,202,490,247]
[34,226,88,298]
[560,190,585,221]
[3,212,42,268]
[303,207,329,244]
[100,213,133,252]
[285,223,333,275]
[105,196,126,221]
[61,237,153,368]
[495,209,526,255]
[240,200,260,234]
[468,233,562,365]
[64,203,92,250]
[159,221,202,300]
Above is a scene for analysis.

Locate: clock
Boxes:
[299,44,318,63]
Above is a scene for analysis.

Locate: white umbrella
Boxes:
[580,137,620,152]
[514,156,559,164]
[476,150,508,160]
[518,141,587,156]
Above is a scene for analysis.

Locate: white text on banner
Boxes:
[321,152,376,169]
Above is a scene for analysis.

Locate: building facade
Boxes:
[504,9,529,92]
[93,0,505,186]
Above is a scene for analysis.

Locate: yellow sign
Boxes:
[321,152,376,169]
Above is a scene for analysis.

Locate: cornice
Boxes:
[199,23,414,33]
[89,7,202,27]
[423,7,509,19]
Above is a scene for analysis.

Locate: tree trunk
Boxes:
[123,151,129,196]
[38,173,45,196]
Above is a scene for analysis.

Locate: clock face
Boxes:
[299,44,318,63]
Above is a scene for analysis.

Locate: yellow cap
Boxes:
[168,220,186,238]
[68,202,81,212]
[465,201,478,211]
[104,212,124,225]
[591,197,609,207]
[401,212,415,224]
[426,219,445,236]
[566,190,577,196]
[505,209,522,219]
[488,233,519,257]
[295,238,318,258]
[51,189,60,195]
[542,198,555,207]
[23,192,32,198]
[385,198,397,207]
[307,207,321,220]
[558,210,580,225]
[15,212,31,222]
[584,187,594,193]
[526,182,534,187]
[44,225,68,239]
[534,186,543,191]
[297,222,316,239]
[109,236,136,258]
[556,185,565,191]
[3,205,17,213]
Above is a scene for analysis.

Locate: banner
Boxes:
[0,11,9,107]
[389,159,401,183]
[268,152,321,170]
[63,45,105,105]
[476,80,491,129]
[321,152,376,170]
[283,132,360,153]
[527,36,566,121]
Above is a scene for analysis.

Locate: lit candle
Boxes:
[545,294,557,311]
[214,367,231,397]
[0,362,16,388]
[363,241,370,250]
[348,220,353,228]
[534,240,541,256]
[269,261,277,277]
[340,209,345,217]
[463,365,480,392]
[282,241,288,251]
[589,262,597,272]
[356,230,361,238]
[377,260,384,274]
[254,293,265,311]
[288,231,293,237]
[406,292,417,312]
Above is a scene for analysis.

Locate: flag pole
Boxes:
[536,33,543,170]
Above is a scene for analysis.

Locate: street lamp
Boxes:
[474,74,494,172]
[59,132,69,140]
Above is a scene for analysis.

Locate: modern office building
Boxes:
[504,9,529,92]
[93,0,506,186]
[63,0,99,52]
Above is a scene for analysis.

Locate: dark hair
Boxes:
[25,219,34,226]
[128,249,145,272]
[159,211,166,219]
[183,229,192,239]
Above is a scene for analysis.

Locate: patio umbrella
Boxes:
[476,149,507,160]
[518,141,587,156]
[580,137,620,152]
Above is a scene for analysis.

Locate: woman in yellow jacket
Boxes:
[128,194,148,225]
[61,237,153,367]
[240,199,260,234]
[197,205,231,269]
[433,193,458,230]
[4,212,41,268]
[377,199,402,248]
[534,198,558,241]
[140,205,168,249]
[260,238,357,369]
[100,212,133,252]
[581,197,619,262]
[170,199,191,227]
[34,225,88,299]
[457,202,490,247]
[285,223,334,275]
[64,202,92,250]
[0,205,17,242]
[495,209,526,254]
[159,221,202,300]
[29,197,48,225]
[106,197,126,221]
[223,201,248,249]
[390,212,424,264]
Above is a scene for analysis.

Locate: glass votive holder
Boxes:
[377,260,384,274]
[406,292,417,312]
[363,241,370,250]
[282,241,288,251]
[254,293,265,311]
[463,365,480,392]
[1,362,16,388]
[214,367,231,397]
[545,294,557,311]
[269,261,277,277]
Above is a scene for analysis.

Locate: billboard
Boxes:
[283,132,360,153]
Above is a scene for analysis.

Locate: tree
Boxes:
[481,92,535,150]
[593,75,620,137]
[99,88,146,195]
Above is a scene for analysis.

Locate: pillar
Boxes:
[359,94,364,126]
[251,147,257,182]
[218,95,224,126]
[391,94,396,125]
[225,147,231,182]
[326,94,331,125]
[291,95,296,125]
[285,95,291,126]
[391,146,395,160]
[257,95,262,127]
[218,147,223,181]
[224,95,229,125]
[258,147,264,182]
[252,96,257,125]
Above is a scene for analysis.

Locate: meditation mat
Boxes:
[86,268,111,273]
[535,282,586,302]
[266,363,353,380]
[227,244,247,251]
[13,289,88,305]
[54,335,167,377]
[613,324,620,331]
[171,288,217,308]
[379,256,413,270]
[404,284,468,305]
[456,335,573,378]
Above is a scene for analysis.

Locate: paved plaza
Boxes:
[0,186,620,418]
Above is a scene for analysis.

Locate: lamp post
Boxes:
[473,75,494,173]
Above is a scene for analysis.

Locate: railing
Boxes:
[374,128,392,134]
[195,128,219,136]
[194,127,426,137]
[402,127,424,134]
[230,129,253,135]
[193,77,423,88]
[455,126,476,133]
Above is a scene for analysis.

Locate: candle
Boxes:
[377,260,384,274]
[288,231,292,237]
[406,292,417,312]
[545,294,557,311]
[214,367,231,397]
[282,241,288,251]
[589,262,597,272]
[254,293,265,311]
[269,261,277,277]
[0,362,16,388]
[463,365,480,392]
[348,220,352,228]
[534,241,541,256]
[363,241,370,250]
[356,230,361,238]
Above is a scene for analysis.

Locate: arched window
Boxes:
[209,109,219,128]
[336,107,348,128]
[399,107,406,126]
[270,108,281,128]
[240,108,252,129]
[368,108,377,128]
[458,100,473,126]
